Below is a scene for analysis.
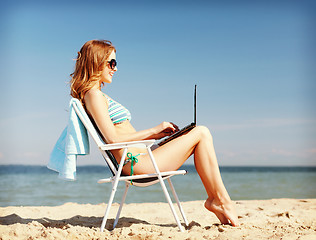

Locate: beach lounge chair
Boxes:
[71,98,189,232]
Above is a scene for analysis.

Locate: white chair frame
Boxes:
[71,98,188,232]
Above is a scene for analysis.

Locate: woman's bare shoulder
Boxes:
[84,89,108,107]
[84,89,103,101]
[85,88,102,97]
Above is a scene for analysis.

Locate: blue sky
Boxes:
[0,0,315,166]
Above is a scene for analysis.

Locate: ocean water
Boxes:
[0,165,315,207]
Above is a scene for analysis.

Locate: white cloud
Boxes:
[272,148,316,158]
[217,147,316,166]
[18,152,41,158]
[211,118,315,131]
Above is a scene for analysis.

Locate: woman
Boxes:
[70,40,239,227]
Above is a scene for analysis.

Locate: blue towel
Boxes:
[47,99,90,180]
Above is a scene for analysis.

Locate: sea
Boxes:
[0,165,315,207]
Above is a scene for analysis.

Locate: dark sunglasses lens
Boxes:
[109,59,117,69]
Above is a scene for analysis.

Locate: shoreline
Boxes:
[1,199,316,239]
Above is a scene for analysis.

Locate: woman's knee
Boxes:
[195,125,213,141]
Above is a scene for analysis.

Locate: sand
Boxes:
[0,199,316,240]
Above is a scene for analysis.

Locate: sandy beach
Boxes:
[0,199,315,239]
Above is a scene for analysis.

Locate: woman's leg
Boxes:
[131,125,239,226]
[192,126,238,226]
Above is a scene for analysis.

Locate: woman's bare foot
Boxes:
[204,198,239,226]
[205,199,229,225]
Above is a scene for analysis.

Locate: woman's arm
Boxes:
[84,89,177,143]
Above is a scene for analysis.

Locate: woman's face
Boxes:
[101,50,117,84]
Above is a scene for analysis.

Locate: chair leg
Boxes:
[100,148,128,232]
[113,182,130,229]
[100,182,117,232]
[147,148,184,232]
[159,177,184,232]
[167,178,189,226]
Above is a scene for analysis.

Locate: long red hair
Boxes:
[70,40,116,104]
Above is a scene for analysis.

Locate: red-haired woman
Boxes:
[70,40,239,226]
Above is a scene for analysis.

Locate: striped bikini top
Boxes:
[104,95,132,124]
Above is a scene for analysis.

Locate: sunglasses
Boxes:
[107,59,117,70]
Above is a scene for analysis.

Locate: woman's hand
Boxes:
[152,121,179,139]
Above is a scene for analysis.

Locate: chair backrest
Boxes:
[71,98,119,174]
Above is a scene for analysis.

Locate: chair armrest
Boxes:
[99,139,156,150]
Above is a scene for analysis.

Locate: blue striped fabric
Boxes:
[106,96,131,124]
